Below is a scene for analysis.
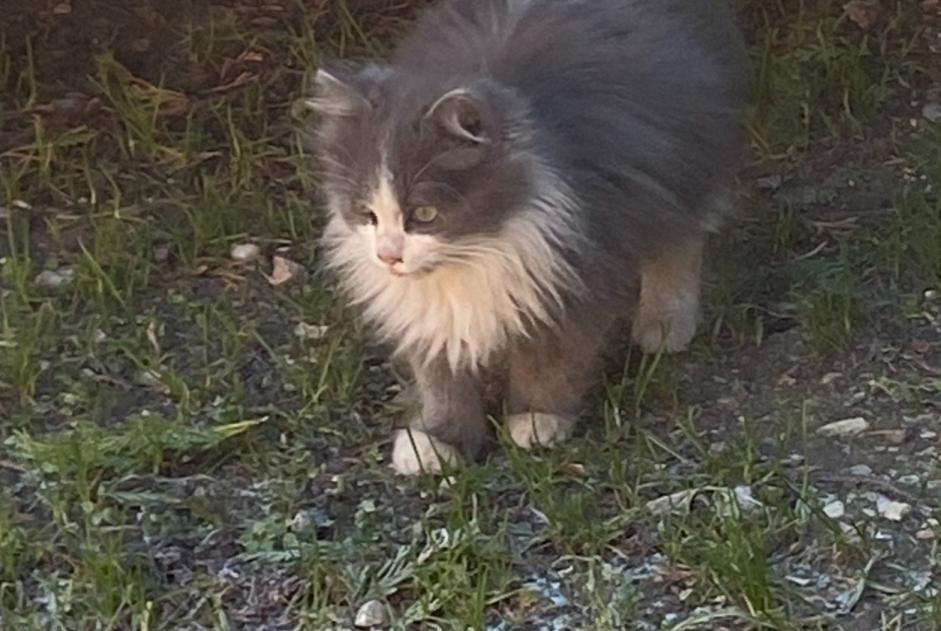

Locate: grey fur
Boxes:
[311,0,748,465]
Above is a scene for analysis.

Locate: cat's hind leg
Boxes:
[631,234,705,354]
[506,317,610,450]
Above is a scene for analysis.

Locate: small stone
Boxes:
[53,2,71,14]
[823,500,846,519]
[876,495,911,521]
[34,268,75,289]
[230,243,261,261]
[846,464,872,477]
[916,529,936,540]
[757,174,783,191]
[897,474,921,486]
[817,417,869,437]
[153,243,172,263]
[354,600,388,628]
[923,102,941,123]
[821,372,842,385]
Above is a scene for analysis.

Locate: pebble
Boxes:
[846,464,873,476]
[230,243,261,261]
[817,417,869,437]
[823,500,846,519]
[821,372,842,385]
[876,495,912,521]
[897,474,921,486]
[34,268,75,289]
[916,529,936,541]
[924,102,941,123]
[354,600,388,628]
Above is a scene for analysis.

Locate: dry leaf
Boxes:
[843,0,881,31]
[146,321,161,356]
[265,255,305,286]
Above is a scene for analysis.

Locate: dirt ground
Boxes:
[1,1,940,629]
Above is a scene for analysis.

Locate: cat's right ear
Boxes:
[306,64,385,117]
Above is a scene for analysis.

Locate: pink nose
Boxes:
[376,235,404,266]
[378,251,402,265]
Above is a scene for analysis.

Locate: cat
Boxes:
[309,0,748,475]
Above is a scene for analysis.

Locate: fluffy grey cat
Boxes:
[309,0,748,474]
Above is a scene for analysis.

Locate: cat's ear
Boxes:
[425,89,495,145]
[424,88,505,170]
[306,64,386,117]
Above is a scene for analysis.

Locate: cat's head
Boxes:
[308,64,535,278]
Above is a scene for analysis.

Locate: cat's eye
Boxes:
[412,205,439,223]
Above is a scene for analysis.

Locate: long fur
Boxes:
[313,0,747,377]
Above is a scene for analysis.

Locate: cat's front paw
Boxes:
[631,304,698,354]
[507,412,572,449]
[391,429,461,475]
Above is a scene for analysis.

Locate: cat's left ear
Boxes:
[425,88,500,146]
[424,86,509,170]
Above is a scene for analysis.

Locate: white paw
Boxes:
[391,429,460,475]
[507,413,571,450]
[631,304,698,354]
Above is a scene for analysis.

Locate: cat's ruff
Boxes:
[323,167,581,372]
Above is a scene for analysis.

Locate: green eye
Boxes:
[412,205,439,223]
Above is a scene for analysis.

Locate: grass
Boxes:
[1,0,940,628]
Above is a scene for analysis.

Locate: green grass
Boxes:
[1,0,940,628]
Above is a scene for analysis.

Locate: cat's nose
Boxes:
[378,251,403,266]
[376,235,405,266]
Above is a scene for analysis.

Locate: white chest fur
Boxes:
[323,208,578,371]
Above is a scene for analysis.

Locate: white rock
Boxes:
[876,495,911,521]
[823,500,846,519]
[846,464,873,476]
[354,600,388,628]
[34,268,75,289]
[916,529,936,540]
[923,102,941,123]
[816,417,869,437]
[230,243,261,261]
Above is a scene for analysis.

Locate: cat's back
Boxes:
[393,0,746,101]
[392,0,748,251]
